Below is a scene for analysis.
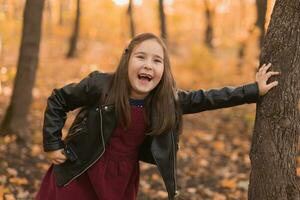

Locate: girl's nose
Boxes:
[143,60,153,70]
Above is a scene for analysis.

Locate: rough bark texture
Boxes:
[127,0,135,38]
[66,0,80,58]
[159,0,167,42]
[255,0,268,48]
[204,0,213,49]
[0,0,45,140]
[249,0,300,199]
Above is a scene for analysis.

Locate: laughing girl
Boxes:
[36,33,279,200]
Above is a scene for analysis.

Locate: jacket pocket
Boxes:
[65,117,88,140]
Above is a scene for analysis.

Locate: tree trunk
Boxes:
[255,0,268,48]
[249,1,300,199]
[127,0,135,38]
[158,0,167,42]
[66,0,80,58]
[237,0,247,68]
[46,0,53,36]
[0,0,45,141]
[59,0,64,26]
[204,0,213,49]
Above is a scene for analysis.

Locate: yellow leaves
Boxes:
[2,135,16,144]
[9,177,28,186]
[0,185,4,200]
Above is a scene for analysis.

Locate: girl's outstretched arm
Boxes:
[178,63,280,114]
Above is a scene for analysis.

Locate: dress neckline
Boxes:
[129,98,144,108]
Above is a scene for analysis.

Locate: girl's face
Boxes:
[128,39,164,99]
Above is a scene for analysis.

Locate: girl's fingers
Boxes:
[52,160,60,165]
[266,81,278,90]
[262,63,272,74]
[265,71,280,79]
[52,158,66,165]
[58,151,67,160]
[258,64,266,72]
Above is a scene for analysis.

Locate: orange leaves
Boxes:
[6,167,29,186]
[213,140,225,152]
[8,177,28,186]
[219,178,236,189]
[297,168,300,177]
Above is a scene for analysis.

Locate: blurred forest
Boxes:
[0,0,299,199]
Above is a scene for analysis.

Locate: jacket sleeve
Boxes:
[177,82,260,114]
[42,71,103,152]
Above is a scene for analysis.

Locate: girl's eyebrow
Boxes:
[134,51,164,60]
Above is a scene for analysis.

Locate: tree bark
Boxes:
[158,0,167,42]
[204,0,214,49]
[127,0,136,38]
[0,0,45,141]
[249,0,300,199]
[66,0,80,58]
[255,0,268,48]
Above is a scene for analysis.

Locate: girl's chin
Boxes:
[137,78,151,85]
[131,86,153,97]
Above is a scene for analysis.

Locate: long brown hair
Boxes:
[106,33,181,135]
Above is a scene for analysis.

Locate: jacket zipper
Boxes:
[63,107,106,186]
[171,133,178,198]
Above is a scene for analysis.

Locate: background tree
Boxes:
[204,0,214,49]
[0,0,45,140]
[158,0,167,42]
[249,0,300,199]
[66,0,80,58]
[127,0,136,38]
[255,0,268,49]
[59,0,65,26]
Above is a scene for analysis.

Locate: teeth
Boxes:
[138,73,152,81]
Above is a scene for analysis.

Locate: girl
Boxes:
[36,33,279,200]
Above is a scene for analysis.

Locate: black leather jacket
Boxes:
[42,71,259,200]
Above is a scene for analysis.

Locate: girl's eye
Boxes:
[137,56,144,59]
[154,59,162,63]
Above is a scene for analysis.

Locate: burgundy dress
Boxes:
[36,100,146,200]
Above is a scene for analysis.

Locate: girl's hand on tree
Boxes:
[256,63,280,96]
[46,149,67,165]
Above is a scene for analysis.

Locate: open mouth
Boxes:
[138,73,153,82]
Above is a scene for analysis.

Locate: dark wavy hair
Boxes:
[106,33,181,135]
